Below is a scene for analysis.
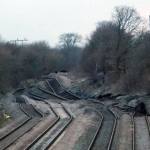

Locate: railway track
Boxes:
[0,102,43,150]
[29,88,50,99]
[87,102,117,150]
[21,92,73,150]
[37,86,69,100]
[8,80,150,150]
[45,103,73,149]
[28,88,68,101]
[26,77,80,101]
[87,110,104,150]
[23,102,60,150]
[47,78,63,94]
[45,80,56,93]
[26,101,73,150]
[46,77,80,100]
[0,108,30,140]
[145,115,150,136]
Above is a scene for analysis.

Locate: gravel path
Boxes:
[134,116,150,150]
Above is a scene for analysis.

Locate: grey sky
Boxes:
[0,0,149,46]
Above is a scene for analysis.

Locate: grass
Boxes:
[0,113,11,128]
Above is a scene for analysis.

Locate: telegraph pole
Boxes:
[9,38,28,46]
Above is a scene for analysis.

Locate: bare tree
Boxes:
[113,6,142,34]
[59,33,81,49]
[81,21,119,83]
[112,6,142,75]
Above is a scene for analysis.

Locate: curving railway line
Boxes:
[23,101,60,150]
[87,102,118,150]
[1,76,150,150]
[20,91,74,150]
[26,100,73,150]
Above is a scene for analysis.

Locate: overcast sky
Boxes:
[0,0,149,46]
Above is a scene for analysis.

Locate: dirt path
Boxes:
[135,116,150,150]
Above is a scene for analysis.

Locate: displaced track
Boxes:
[23,102,60,150]
[23,92,73,150]
[27,101,73,150]
[28,86,69,101]
[47,78,80,100]
[45,103,73,150]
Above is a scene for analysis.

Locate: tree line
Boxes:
[81,6,150,93]
[0,5,150,94]
[0,34,81,93]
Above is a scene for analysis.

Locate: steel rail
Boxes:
[0,97,34,140]
[86,101,118,150]
[13,88,25,95]
[87,111,104,150]
[45,80,56,93]
[43,103,73,150]
[131,112,135,150]
[37,86,69,101]
[0,102,43,150]
[47,77,80,100]
[28,91,47,99]
[107,107,118,150]
[23,94,73,150]
[145,114,150,137]
[55,77,81,99]
[0,104,31,141]
[24,102,60,150]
